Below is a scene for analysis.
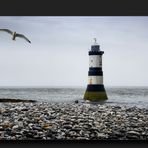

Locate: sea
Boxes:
[0,86,148,108]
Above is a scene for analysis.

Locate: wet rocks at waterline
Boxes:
[0,102,148,140]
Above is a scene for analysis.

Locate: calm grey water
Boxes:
[0,86,148,108]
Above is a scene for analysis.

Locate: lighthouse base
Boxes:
[84,84,108,101]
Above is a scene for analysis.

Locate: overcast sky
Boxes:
[0,16,148,87]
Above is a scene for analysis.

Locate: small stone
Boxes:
[42,123,53,130]
[33,126,42,131]
[0,126,3,131]
[75,100,79,103]
[12,125,19,130]
[63,125,72,129]
[71,127,81,132]
[96,133,108,139]
[76,137,89,140]
[127,131,140,136]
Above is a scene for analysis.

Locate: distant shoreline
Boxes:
[0,98,36,103]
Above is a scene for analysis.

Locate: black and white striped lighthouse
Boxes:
[84,38,108,101]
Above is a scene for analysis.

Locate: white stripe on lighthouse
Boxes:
[88,76,103,84]
[89,55,102,68]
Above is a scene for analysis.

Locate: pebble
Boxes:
[127,131,140,136]
[0,102,147,140]
[12,125,19,130]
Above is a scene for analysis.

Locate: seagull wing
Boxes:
[15,33,31,43]
[0,29,13,35]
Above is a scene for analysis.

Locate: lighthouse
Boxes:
[84,38,108,101]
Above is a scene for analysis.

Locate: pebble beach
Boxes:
[0,101,148,140]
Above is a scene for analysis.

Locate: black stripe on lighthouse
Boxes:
[86,84,106,92]
[88,70,103,76]
[88,67,103,76]
[89,67,102,71]
[89,51,104,55]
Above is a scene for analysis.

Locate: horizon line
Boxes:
[0,85,148,88]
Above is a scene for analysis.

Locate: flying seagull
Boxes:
[0,29,31,43]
